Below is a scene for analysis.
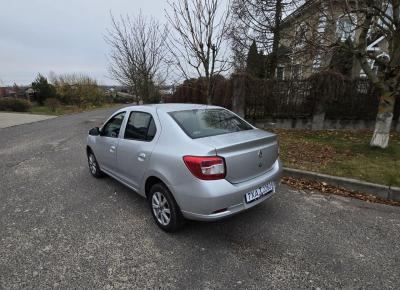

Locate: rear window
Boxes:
[169,109,253,139]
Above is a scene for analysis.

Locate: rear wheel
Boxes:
[87,151,104,178]
[149,183,184,232]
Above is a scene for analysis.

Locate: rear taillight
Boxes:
[183,156,226,180]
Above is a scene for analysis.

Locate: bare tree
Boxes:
[105,12,169,103]
[292,0,399,148]
[355,0,399,148]
[165,0,231,104]
[229,16,250,72]
[230,0,302,77]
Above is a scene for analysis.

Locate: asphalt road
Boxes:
[1,107,400,289]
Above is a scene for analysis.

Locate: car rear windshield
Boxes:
[169,109,253,139]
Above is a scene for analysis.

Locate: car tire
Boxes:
[87,150,105,178]
[149,183,184,232]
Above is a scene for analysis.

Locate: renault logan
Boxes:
[87,104,282,232]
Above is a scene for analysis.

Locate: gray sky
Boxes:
[0,0,167,86]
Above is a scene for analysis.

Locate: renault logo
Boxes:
[258,150,263,158]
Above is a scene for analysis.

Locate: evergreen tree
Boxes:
[31,74,56,105]
[246,40,265,78]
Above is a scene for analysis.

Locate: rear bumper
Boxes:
[181,191,275,221]
[172,158,282,221]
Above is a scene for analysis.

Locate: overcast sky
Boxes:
[0,0,168,86]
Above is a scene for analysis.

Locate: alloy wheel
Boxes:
[88,154,97,175]
[152,191,171,226]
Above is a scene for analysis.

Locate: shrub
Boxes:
[309,70,346,101]
[0,97,32,112]
[170,75,231,108]
[44,98,61,112]
[308,70,346,115]
[52,73,105,106]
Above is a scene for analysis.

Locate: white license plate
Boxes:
[245,182,274,204]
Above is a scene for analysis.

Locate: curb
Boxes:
[283,167,400,202]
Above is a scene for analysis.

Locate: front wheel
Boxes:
[87,151,105,178]
[149,183,184,232]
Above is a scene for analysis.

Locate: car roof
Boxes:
[121,103,223,113]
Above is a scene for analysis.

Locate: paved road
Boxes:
[0,112,55,128]
[1,108,400,289]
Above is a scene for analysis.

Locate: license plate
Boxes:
[245,182,274,204]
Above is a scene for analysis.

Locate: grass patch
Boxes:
[30,103,121,116]
[270,129,400,187]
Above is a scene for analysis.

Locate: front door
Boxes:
[96,111,126,175]
[117,111,158,191]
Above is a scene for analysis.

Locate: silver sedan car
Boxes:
[87,104,282,232]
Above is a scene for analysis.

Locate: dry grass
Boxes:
[282,176,400,206]
[270,129,400,187]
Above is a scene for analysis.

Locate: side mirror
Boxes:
[89,127,100,136]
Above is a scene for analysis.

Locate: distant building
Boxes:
[0,87,6,98]
[0,86,34,100]
[159,85,175,103]
[159,85,174,95]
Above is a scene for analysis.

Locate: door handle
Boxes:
[110,145,116,153]
[138,152,146,161]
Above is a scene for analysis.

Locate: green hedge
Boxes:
[0,97,32,112]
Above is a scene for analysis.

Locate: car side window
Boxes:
[102,112,126,138]
[124,112,157,141]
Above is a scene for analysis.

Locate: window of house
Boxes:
[292,64,302,79]
[276,66,285,80]
[294,22,308,49]
[383,4,398,28]
[312,55,322,71]
[337,15,356,41]
[124,112,157,141]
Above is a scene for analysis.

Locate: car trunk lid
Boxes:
[200,129,278,184]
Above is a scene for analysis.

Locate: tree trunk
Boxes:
[370,91,396,148]
[269,0,282,79]
[206,77,213,105]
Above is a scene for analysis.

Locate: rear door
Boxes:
[96,111,126,175]
[116,110,159,191]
